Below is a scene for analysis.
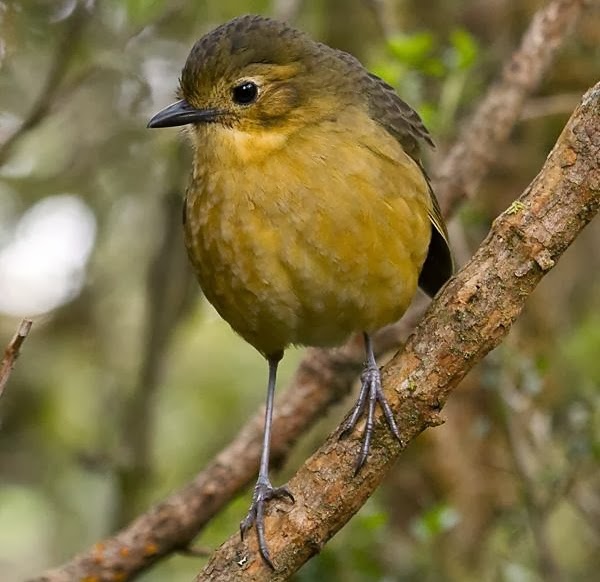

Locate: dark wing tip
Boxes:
[418,227,454,298]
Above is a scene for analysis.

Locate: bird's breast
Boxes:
[184,115,431,355]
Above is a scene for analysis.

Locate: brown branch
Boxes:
[434,0,589,215]
[0,0,185,169]
[0,1,90,167]
[197,82,600,581]
[0,319,33,399]
[29,1,589,580]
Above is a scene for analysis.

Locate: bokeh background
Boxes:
[0,1,598,580]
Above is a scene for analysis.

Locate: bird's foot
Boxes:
[240,477,295,568]
[339,362,401,474]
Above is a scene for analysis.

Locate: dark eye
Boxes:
[232,82,258,105]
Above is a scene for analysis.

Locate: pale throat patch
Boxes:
[196,125,290,164]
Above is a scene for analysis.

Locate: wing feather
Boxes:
[364,71,454,297]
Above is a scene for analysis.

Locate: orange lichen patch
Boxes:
[112,572,126,582]
[144,542,159,556]
[118,546,130,558]
[561,147,577,166]
[81,576,99,582]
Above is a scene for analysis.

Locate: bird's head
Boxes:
[148,15,359,137]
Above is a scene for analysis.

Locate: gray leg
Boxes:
[340,332,401,473]
[240,352,294,568]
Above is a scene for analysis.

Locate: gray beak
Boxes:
[147,99,221,128]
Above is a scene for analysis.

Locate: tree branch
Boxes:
[29,0,589,580]
[0,319,33,399]
[198,81,599,581]
[435,0,589,215]
[0,1,90,167]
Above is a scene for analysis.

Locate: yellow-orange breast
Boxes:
[184,108,431,356]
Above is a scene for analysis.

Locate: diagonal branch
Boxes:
[29,0,589,580]
[435,0,589,215]
[197,81,600,581]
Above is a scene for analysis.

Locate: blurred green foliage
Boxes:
[412,503,461,542]
[370,27,480,133]
[0,1,598,581]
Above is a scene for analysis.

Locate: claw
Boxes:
[340,363,402,474]
[240,479,295,569]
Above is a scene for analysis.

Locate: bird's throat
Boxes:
[194,124,291,166]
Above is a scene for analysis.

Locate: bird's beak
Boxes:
[147,99,221,128]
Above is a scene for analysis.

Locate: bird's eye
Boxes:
[232,81,258,105]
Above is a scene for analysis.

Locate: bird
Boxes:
[148,14,453,568]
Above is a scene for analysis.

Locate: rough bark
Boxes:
[197,82,600,581]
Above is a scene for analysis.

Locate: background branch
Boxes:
[0,1,90,167]
[434,0,588,215]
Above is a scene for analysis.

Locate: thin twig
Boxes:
[0,319,33,399]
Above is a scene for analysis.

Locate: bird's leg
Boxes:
[240,352,294,568]
[340,332,401,474]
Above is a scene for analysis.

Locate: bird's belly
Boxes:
[184,126,431,355]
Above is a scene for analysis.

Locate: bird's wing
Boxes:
[365,71,454,297]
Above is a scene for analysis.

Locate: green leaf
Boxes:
[412,503,461,541]
[449,28,479,70]
[422,57,446,77]
[387,32,436,67]
[417,102,437,128]
[369,61,404,87]
[357,509,387,531]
